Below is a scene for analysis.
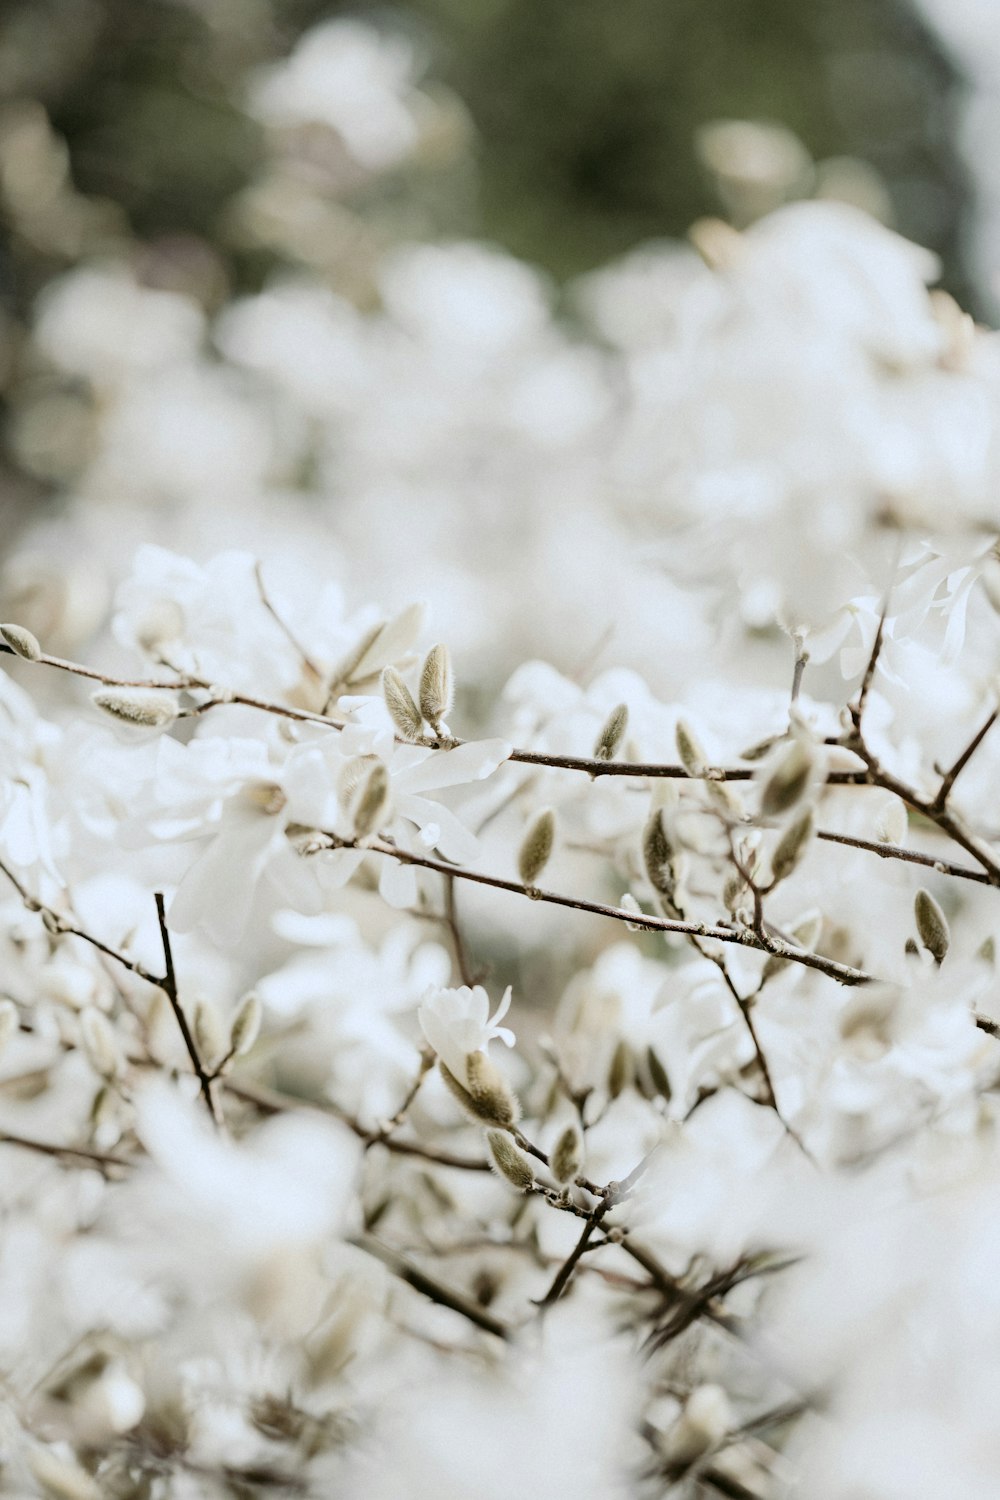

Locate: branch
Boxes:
[931,707,999,812]
[311,834,872,988]
[0,1130,131,1174]
[815,828,992,885]
[351,1232,511,1340]
[154,893,222,1125]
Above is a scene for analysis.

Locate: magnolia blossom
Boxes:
[418,984,516,1080]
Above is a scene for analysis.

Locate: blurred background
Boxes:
[0,0,996,575]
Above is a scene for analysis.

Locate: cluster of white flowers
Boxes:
[5,13,1000,1500]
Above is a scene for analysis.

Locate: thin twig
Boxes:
[931,707,999,812]
[0,1130,131,1173]
[311,834,872,988]
[351,1232,511,1340]
[815,828,992,885]
[154,893,221,1125]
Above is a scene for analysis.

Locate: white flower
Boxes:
[417,984,515,1079]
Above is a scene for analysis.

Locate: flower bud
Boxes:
[645,1045,672,1100]
[465,1048,520,1126]
[381,667,422,740]
[675,719,708,778]
[760,738,815,817]
[419,643,453,732]
[230,993,262,1057]
[1,621,42,660]
[642,808,675,896]
[550,1123,583,1184]
[486,1130,534,1190]
[92,688,177,731]
[351,759,391,840]
[29,1447,101,1500]
[608,1038,632,1099]
[662,1384,731,1467]
[874,797,908,846]
[518,807,555,887]
[593,703,628,761]
[914,888,949,965]
[770,810,814,884]
[193,998,226,1069]
[439,1054,520,1128]
[80,1008,121,1080]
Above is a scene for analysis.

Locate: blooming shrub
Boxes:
[5,18,1000,1500]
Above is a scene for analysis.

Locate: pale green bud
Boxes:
[193,998,226,1069]
[675,718,708,778]
[80,1008,121,1080]
[645,1045,672,1100]
[607,1038,632,1099]
[465,1048,520,1127]
[92,687,177,731]
[486,1130,534,1190]
[381,666,422,740]
[550,1123,583,1184]
[642,808,675,896]
[914,888,950,965]
[874,797,908,846]
[593,703,629,762]
[1,621,42,660]
[439,1055,520,1128]
[230,993,262,1058]
[518,807,555,887]
[29,1447,101,1500]
[351,758,391,840]
[760,739,815,817]
[770,810,814,884]
[419,643,453,731]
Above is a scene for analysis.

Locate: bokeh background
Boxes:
[0,0,997,603]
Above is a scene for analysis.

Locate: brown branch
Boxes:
[154,893,222,1125]
[223,1076,492,1171]
[931,707,999,812]
[441,872,477,987]
[0,1130,131,1174]
[351,1232,511,1340]
[816,828,992,885]
[311,834,872,988]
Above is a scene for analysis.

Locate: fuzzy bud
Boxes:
[1,621,42,660]
[518,807,555,887]
[29,1448,101,1500]
[193,998,226,1069]
[645,1045,672,1100]
[381,667,422,740]
[770,809,814,884]
[760,739,815,817]
[351,759,391,840]
[80,1008,121,1080]
[92,687,177,731]
[642,808,675,896]
[465,1048,520,1126]
[662,1384,731,1468]
[914,888,950,965]
[486,1130,534,1190]
[593,703,629,762]
[675,719,708,778]
[419,643,453,731]
[550,1123,583,1184]
[608,1038,633,1099]
[874,797,908,846]
[620,892,645,932]
[230,993,262,1057]
[439,1054,520,1128]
